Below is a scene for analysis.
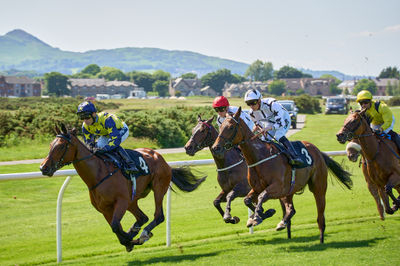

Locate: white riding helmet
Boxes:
[244,89,262,102]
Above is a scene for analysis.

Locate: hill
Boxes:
[0,29,249,77]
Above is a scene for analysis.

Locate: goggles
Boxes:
[214,106,227,112]
[78,113,92,120]
[359,100,371,105]
[246,100,259,106]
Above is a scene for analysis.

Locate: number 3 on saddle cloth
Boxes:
[100,149,150,200]
[273,141,314,193]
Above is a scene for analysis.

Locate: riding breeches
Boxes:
[96,123,129,148]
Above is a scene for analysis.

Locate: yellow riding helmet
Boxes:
[356,90,372,102]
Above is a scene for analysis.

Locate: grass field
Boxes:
[1,100,400,265]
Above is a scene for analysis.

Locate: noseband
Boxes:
[341,115,372,141]
[218,116,244,151]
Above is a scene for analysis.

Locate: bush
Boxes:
[294,95,321,114]
[387,96,400,106]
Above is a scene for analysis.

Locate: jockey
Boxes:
[213,96,255,131]
[244,89,303,166]
[356,90,400,150]
[76,101,139,173]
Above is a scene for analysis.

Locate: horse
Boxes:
[337,109,400,214]
[40,124,206,252]
[346,140,386,220]
[211,107,353,243]
[184,115,276,225]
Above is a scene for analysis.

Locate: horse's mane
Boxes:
[57,123,92,152]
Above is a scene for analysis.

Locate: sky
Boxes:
[1,0,399,76]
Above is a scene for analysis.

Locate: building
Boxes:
[374,78,400,96]
[0,76,41,97]
[223,81,269,97]
[338,80,357,95]
[169,78,202,96]
[69,78,141,98]
[281,78,335,96]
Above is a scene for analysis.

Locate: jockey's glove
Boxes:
[92,147,106,155]
[373,129,383,135]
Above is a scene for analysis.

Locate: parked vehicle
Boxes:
[325,97,348,114]
[277,100,298,129]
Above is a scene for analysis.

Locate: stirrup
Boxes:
[290,157,303,166]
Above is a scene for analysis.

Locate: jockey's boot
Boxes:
[279,136,303,166]
[117,146,139,174]
[389,130,400,153]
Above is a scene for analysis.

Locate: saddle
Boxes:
[270,141,313,169]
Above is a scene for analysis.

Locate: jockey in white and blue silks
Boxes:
[76,101,139,173]
[212,96,255,131]
[244,89,303,166]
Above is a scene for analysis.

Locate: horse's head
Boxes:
[211,107,244,159]
[336,109,369,144]
[346,140,362,162]
[184,115,216,156]
[40,124,78,177]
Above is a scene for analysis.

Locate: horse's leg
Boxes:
[378,187,394,215]
[276,196,296,233]
[385,174,400,212]
[311,188,326,244]
[251,189,270,226]
[223,190,240,224]
[127,199,149,239]
[213,190,227,219]
[103,200,134,252]
[244,189,257,227]
[365,179,385,220]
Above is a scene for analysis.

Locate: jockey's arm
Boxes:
[103,117,122,151]
[240,111,255,132]
[82,125,95,146]
[270,101,286,130]
[379,103,394,132]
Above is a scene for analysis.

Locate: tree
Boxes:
[180,73,197,79]
[378,66,400,79]
[245,60,273,81]
[152,80,169,97]
[96,66,127,81]
[44,72,70,96]
[268,80,286,96]
[81,64,101,76]
[352,79,378,95]
[200,68,237,95]
[275,66,309,79]
[152,70,171,81]
[128,71,155,92]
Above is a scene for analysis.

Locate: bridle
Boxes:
[218,116,245,151]
[341,114,373,141]
[189,122,215,150]
[51,134,93,170]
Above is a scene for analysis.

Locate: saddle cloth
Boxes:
[102,149,150,180]
[273,141,314,169]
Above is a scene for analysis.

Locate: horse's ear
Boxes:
[70,128,77,136]
[349,106,353,114]
[207,116,214,124]
[359,108,367,116]
[54,125,61,135]
[60,123,67,134]
[198,114,202,121]
[234,106,242,120]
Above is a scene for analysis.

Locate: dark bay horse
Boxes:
[337,109,400,214]
[184,115,275,225]
[40,124,206,252]
[212,107,353,243]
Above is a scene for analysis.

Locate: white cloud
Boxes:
[383,24,400,33]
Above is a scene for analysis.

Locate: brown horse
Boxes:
[40,124,206,252]
[346,140,386,220]
[337,109,400,214]
[184,115,275,225]
[211,107,353,243]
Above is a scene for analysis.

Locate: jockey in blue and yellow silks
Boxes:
[76,101,138,173]
[356,90,400,151]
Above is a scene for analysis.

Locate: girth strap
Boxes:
[90,169,120,191]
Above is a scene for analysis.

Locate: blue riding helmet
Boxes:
[77,101,97,115]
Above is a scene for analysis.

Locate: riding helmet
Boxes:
[212,96,230,107]
[356,90,372,103]
[77,101,97,115]
[244,89,262,103]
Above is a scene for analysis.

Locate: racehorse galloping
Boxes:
[212,107,353,243]
[337,109,400,214]
[40,124,206,252]
[184,115,276,225]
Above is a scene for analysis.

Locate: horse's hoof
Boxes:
[262,208,276,219]
[385,209,394,215]
[251,215,263,227]
[246,218,254,228]
[232,216,240,224]
[125,242,135,252]
[276,220,287,231]
[223,214,232,222]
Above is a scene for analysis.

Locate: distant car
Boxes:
[325,97,348,114]
[277,100,298,129]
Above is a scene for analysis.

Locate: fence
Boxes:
[0,151,346,263]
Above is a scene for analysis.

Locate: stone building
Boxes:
[69,78,140,98]
[0,76,41,97]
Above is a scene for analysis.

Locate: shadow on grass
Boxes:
[240,235,386,252]
[127,251,220,265]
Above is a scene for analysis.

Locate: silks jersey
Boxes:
[82,111,125,151]
[365,100,394,132]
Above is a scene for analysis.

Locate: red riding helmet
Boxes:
[212,96,229,108]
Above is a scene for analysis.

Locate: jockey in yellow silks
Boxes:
[356,90,400,150]
[76,101,139,173]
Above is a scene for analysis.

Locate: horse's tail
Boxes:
[171,166,207,192]
[322,152,353,190]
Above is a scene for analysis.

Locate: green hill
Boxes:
[0,29,249,76]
